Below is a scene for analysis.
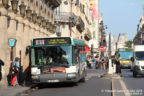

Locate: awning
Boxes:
[85,45,90,53]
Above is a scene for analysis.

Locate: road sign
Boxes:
[99,46,104,52]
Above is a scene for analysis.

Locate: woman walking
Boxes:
[115,57,121,74]
[11,57,20,86]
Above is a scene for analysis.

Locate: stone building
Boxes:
[133,2,144,45]
[133,15,144,45]
[54,0,92,47]
[0,0,61,87]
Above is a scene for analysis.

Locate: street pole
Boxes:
[69,0,72,37]
[108,33,113,74]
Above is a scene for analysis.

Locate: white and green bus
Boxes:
[30,37,87,84]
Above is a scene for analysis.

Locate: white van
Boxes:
[131,45,144,77]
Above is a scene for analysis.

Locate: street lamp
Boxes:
[26,7,32,20]
[19,1,26,17]
[53,25,56,33]
[54,25,56,33]
[32,11,37,23]
[11,0,19,13]
[50,23,53,32]
[2,0,9,8]
[42,18,46,28]
[37,16,42,25]
[46,22,50,30]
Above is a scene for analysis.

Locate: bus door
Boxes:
[73,47,81,75]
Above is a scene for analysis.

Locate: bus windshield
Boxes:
[135,52,144,60]
[119,51,133,60]
[31,46,72,67]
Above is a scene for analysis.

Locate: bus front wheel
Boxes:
[79,70,86,82]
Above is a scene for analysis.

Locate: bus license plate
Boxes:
[48,80,59,83]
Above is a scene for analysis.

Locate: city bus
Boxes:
[115,48,133,69]
[30,37,87,84]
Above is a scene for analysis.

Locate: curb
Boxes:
[101,73,122,96]
[15,87,30,96]
[112,79,114,96]
[100,73,113,79]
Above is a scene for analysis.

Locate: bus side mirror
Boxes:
[131,57,134,62]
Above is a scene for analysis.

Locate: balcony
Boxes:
[55,12,77,26]
[84,28,92,41]
[76,17,85,33]
[45,0,62,9]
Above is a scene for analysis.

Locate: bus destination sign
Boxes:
[33,38,71,45]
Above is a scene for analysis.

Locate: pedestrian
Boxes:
[86,55,91,69]
[101,56,106,70]
[105,56,109,69]
[88,56,92,69]
[0,58,4,81]
[11,57,20,86]
[115,57,121,74]
[91,56,96,69]
[95,55,100,69]
[111,55,116,73]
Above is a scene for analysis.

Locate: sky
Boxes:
[99,0,143,40]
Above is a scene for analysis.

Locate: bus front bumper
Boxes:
[120,63,131,68]
[32,73,78,83]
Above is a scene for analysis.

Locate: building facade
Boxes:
[133,15,144,45]
[133,2,144,45]
[0,0,61,87]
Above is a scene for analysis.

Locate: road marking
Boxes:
[119,79,131,96]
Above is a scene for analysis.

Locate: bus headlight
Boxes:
[31,67,41,75]
[67,73,76,79]
[136,61,139,66]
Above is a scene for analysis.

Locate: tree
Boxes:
[125,40,132,49]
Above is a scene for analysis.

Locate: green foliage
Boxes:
[125,40,132,49]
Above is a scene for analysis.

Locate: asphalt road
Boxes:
[121,69,144,96]
[27,69,111,96]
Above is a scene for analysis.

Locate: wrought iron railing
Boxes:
[55,12,77,25]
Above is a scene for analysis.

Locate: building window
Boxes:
[56,7,60,16]
[56,24,61,36]
[30,0,33,3]
[56,24,60,32]
[75,0,79,6]
[36,1,38,7]
[41,6,43,10]
[48,12,50,16]
[16,20,18,31]
[45,8,46,13]
[62,24,65,28]
[7,16,10,28]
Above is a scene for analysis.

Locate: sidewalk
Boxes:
[0,86,30,96]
